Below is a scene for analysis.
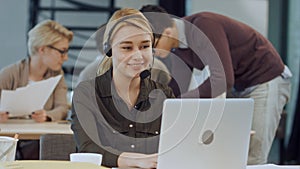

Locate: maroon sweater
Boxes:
[169,12,284,98]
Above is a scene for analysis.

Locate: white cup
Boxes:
[70,153,102,166]
[0,136,18,161]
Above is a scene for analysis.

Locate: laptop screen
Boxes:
[157,98,254,169]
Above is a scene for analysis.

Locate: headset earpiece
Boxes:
[103,42,112,57]
[106,49,112,57]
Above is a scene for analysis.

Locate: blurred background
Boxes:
[0,0,299,165]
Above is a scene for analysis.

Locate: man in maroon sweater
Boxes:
[140,5,292,165]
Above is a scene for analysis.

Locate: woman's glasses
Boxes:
[47,45,68,56]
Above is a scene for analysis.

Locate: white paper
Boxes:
[247,164,300,169]
[0,75,62,117]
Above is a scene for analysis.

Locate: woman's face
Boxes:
[43,38,69,71]
[111,25,153,79]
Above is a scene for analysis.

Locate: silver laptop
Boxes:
[157,98,254,169]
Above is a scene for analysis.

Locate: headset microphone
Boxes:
[139,69,151,79]
[140,51,154,80]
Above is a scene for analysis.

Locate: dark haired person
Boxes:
[140,5,292,165]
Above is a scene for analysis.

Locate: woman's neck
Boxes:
[29,55,47,81]
[113,72,140,109]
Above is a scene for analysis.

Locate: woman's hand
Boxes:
[0,112,9,123]
[118,152,158,169]
[31,109,48,122]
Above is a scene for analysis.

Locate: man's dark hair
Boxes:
[140,4,169,13]
[140,5,173,41]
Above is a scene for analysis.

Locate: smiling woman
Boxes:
[71,8,174,168]
[0,20,73,160]
[111,26,152,82]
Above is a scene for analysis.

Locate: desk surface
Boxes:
[0,119,73,140]
[0,160,109,169]
[0,161,299,169]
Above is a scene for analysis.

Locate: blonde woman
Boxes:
[72,9,174,168]
[0,20,73,123]
[0,20,73,159]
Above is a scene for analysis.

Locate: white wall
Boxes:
[0,0,28,69]
[187,0,269,36]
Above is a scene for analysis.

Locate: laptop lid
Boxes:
[157,98,254,169]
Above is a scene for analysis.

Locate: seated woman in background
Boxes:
[0,20,73,122]
[0,20,73,159]
[71,8,174,168]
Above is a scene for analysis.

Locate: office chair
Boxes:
[39,134,76,160]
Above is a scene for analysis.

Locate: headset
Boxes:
[103,14,156,57]
[103,14,157,79]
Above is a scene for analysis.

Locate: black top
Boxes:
[71,69,174,167]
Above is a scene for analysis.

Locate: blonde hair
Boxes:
[28,20,73,56]
[97,8,154,76]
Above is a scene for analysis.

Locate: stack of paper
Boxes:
[0,75,62,117]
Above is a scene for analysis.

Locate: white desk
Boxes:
[0,119,73,140]
[0,160,108,169]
